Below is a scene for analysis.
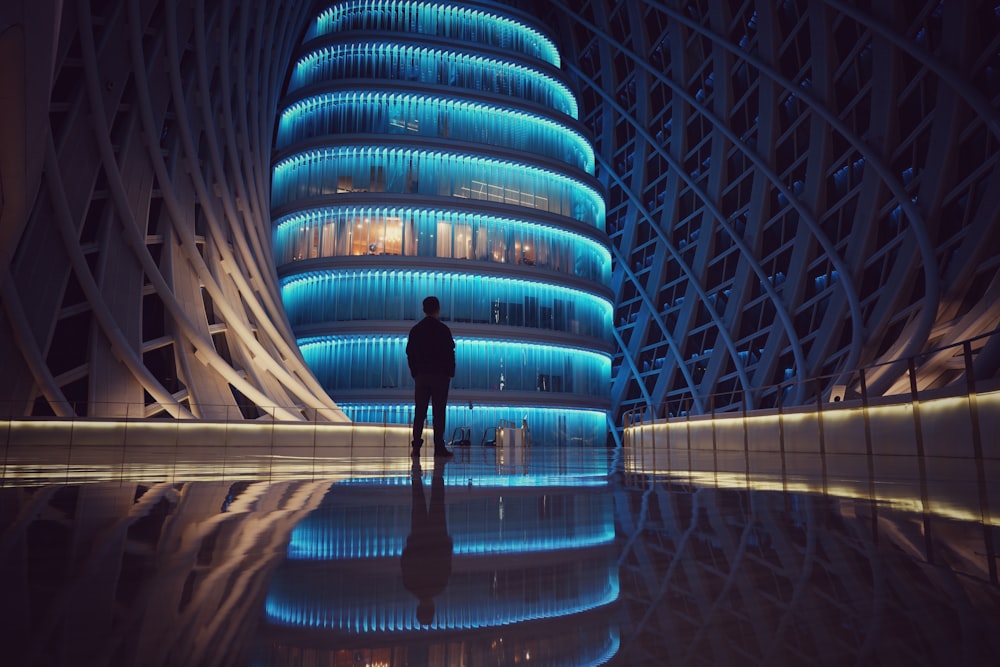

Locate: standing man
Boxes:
[406,296,455,458]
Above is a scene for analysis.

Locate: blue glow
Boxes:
[271,0,608,445]
[297,335,610,397]
[287,486,615,560]
[272,146,603,228]
[307,1,561,68]
[286,521,614,561]
[289,42,576,118]
[277,91,594,173]
[334,469,611,487]
[591,629,622,667]
[272,205,611,283]
[280,268,613,339]
[338,403,609,446]
[264,565,619,632]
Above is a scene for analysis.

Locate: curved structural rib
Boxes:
[0,0,346,420]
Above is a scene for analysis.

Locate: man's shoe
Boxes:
[411,439,423,456]
[433,448,454,459]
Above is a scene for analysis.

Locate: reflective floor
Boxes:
[1,442,998,666]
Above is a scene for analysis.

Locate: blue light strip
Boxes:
[277,91,594,173]
[285,487,613,562]
[272,146,602,227]
[290,42,576,118]
[264,567,619,632]
[589,629,622,667]
[297,336,611,396]
[286,525,614,561]
[298,336,612,368]
[337,403,609,445]
[280,268,613,338]
[307,1,561,67]
[334,470,611,487]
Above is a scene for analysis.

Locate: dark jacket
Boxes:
[406,316,456,378]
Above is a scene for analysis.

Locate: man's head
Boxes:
[422,296,441,317]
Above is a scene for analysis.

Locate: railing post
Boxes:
[964,340,996,583]
[907,356,933,562]
[777,381,786,491]
[858,367,878,544]
[685,396,692,475]
[709,392,717,475]
[741,388,749,484]
[815,377,828,495]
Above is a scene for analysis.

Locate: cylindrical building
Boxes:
[272,1,613,444]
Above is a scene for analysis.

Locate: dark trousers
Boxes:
[413,374,450,449]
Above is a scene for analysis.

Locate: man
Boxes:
[405,296,455,458]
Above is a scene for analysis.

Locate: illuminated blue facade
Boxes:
[272,0,612,444]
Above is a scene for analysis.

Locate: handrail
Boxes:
[622,327,1000,429]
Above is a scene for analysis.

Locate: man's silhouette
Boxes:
[406,295,455,458]
[400,458,453,626]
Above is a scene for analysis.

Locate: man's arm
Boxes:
[447,330,456,378]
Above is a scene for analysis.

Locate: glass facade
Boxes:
[272,0,612,443]
[273,207,610,281]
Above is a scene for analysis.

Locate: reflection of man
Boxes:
[405,296,455,458]
[401,459,453,626]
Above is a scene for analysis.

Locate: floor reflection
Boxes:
[260,449,620,666]
[0,445,997,665]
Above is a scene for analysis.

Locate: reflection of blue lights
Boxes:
[307,1,561,67]
[297,335,611,396]
[277,92,593,173]
[592,628,622,667]
[264,569,619,633]
[286,488,615,560]
[335,472,610,488]
[287,527,615,560]
[289,42,576,117]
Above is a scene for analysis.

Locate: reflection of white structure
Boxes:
[0,480,332,667]
[262,473,620,665]
[612,478,1000,664]
[623,386,1000,524]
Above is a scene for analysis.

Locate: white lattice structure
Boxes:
[2,1,999,426]
[0,0,345,420]
[542,0,1000,421]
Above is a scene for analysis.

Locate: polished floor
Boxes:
[1,437,998,666]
